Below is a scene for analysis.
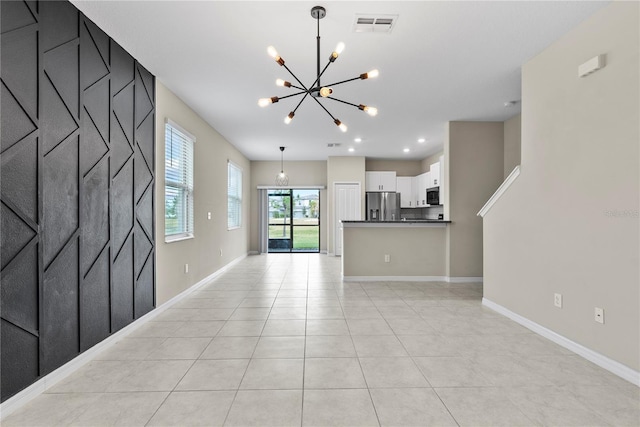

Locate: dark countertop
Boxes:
[342,220,451,224]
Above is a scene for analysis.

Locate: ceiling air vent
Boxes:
[353,14,398,33]
[327,143,341,148]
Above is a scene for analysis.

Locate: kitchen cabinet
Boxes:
[438,155,445,206]
[366,171,396,192]
[429,162,440,187]
[396,176,415,208]
[417,172,431,206]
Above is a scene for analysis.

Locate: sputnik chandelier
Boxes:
[258,5,379,133]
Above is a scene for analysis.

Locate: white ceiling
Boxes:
[71,1,607,161]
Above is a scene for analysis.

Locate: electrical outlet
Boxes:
[554,293,562,308]
[207,212,212,220]
[384,254,390,263]
[594,307,604,324]
[184,263,189,274]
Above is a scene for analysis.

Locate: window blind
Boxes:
[228,161,242,229]
[165,121,194,240]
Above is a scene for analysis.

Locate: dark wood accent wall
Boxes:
[0,0,156,402]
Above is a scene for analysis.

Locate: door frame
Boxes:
[267,188,321,253]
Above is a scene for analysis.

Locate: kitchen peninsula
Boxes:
[341,220,451,281]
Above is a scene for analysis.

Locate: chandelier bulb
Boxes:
[276,79,292,88]
[360,69,380,80]
[329,42,345,62]
[284,112,295,124]
[258,96,279,107]
[319,87,333,97]
[334,119,348,132]
[358,104,378,116]
[267,45,285,66]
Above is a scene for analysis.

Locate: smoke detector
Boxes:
[353,14,398,33]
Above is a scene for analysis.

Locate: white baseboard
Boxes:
[0,252,249,421]
[343,275,448,282]
[320,250,328,254]
[483,298,640,387]
[247,250,259,255]
[447,276,484,283]
[342,275,483,283]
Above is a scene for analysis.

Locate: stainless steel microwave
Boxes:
[426,187,440,205]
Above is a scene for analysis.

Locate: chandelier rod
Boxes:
[316,11,321,88]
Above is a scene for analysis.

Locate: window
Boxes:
[228,161,242,229]
[164,120,194,241]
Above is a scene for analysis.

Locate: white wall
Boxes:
[155,82,251,304]
[483,2,639,371]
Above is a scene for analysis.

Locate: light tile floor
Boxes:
[4,254,639,426]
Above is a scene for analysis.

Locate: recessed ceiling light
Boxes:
[354,138,362,143]
[418,138,425,143]
[403,148,410,153]
[348,147,355,152]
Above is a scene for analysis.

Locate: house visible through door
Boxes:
[268,189,320,253]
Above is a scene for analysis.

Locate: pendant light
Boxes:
[276,146,289,186]
[258,6,379,132]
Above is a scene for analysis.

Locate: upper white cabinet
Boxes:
[429,162,440,187]
[396,177,414,208]
[417,172,431,206]
[366,171,397,192]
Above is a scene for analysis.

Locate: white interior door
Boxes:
[334,183,361,256]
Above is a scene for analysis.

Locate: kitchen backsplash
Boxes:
[400,205,444,220]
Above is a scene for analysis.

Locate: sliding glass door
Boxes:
[268,189,319,253]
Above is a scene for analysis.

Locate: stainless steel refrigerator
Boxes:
[366,192,401,221]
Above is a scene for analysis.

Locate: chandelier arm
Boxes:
[288,84,305,91]
[308,60,333,93]
[290,93,310,115]
[276,90,307,101]
[325,97,360,108]
[309,96,337,121]
[282,63,309,92]
[323,76,362,87]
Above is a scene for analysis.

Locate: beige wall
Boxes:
[343,226,446,277]
[365,159,422,176]
[326,156,366,255]
[421,151,444,174]
[503,114,521,178]
[249,160,327,253]
[155,82,250,304]
[445,122,504,278]
[483,3,639,371]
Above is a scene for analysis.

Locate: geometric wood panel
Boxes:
[42,237,80,375]
[0,0,155,402]
[112,234,134,332]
